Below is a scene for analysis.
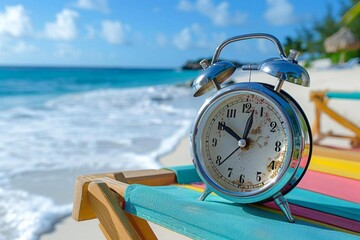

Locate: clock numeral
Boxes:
[227,168,233,177]
[218,121,226,130]
[211,138,217,147]
[242,103,252,113]
[270,121,277,132]
[269,160,275,170]
[239,174,245,184]
[260,107,264,117]
[256,172,262,182]
[227,108,236,118]
[216,155,222,165]
[275,141,281,152]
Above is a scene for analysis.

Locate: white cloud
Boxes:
[86,25,96,39]
[44,9,79,41]
[173,23,225,50]
[264,0,295,26]
[178,0,192,11]
[12,41,37,54]
[74,0,109,14]
[101,20,128,44]
[173,28,191,50]
[257,39,275,54]
[156,33,168,47]
[0,37,37,56]
[55,43,81,58]
[177,0,247,26]
[0,5,32,37]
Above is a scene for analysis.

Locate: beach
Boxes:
[41,64,360,239]
[0,67,202,240]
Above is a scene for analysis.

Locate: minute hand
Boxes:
[242,110,254,139]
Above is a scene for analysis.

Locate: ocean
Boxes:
[0,67,203,240]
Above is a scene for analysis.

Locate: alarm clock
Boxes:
[190,33,312,222]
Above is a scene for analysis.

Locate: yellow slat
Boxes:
[309,155,360,180]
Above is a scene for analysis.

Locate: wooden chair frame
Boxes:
[72,169,177,240]
[310,91,360,147]
[72,146,360,239]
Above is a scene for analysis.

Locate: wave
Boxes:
[0,85,200,239]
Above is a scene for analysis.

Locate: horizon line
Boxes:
[0,64,183,70]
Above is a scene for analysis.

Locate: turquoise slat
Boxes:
[124,184,358,240]
[287,188,360,221]
[168,165,360,221]
[125,165,360,240]
[165,165,202,184]
[326,92,360,100]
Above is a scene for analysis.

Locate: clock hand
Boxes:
[223,125,241,141]
[242,110,254,139]
[219,146,240,166]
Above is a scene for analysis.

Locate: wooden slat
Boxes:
[98,177,157,239]
[309,156,360,180]
[310,91,360,146]
[87,181,142,240]
[126,213,158,240]
[117,169,176,186]
[263,202,360,234]
[72,169,176,221]
[310,146,360,180]
[299,170,360,203]
[72,174,115,221]
[99,223,112,240]
[314,100,360,137]
[313,145,360,162]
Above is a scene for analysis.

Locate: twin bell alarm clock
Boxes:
[190,33,312,222]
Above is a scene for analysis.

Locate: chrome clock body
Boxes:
[191,82,311,202]
[189,33,312,222]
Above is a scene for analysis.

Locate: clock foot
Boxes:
[273,193,295,223]
[198,187,212,201]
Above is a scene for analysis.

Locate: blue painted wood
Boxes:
[123,166,359,240]
[326,92,360,100]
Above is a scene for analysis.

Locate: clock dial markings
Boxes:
[203,92,289,192]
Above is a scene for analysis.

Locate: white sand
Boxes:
[41,65,360,239]
[41,138,192,240]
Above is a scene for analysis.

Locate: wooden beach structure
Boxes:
[72,144,360,239]
[310,90,360,147]
[71,88,360,239]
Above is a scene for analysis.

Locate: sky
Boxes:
[0,0,347,68]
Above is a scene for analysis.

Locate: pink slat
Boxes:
[298,170,360,203]
[263,202,360,233]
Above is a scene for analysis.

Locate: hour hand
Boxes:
[223,125,241,141]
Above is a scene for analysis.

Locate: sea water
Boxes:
[0,67,203,240]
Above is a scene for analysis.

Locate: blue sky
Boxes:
[0,0,346,68]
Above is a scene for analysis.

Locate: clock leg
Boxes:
[273,192,295,223]
[198,186,212,201]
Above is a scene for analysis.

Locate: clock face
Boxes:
[198,90,292,196]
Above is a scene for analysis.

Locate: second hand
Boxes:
[218,146,240,166]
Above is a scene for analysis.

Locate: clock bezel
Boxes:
[191,82,311,203]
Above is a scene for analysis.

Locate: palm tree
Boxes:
[341,1,360,25]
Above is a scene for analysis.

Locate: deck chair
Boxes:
[72,145,360,240]
[310,90,360,147]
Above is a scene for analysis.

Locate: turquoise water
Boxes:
[0,67,198,95]
[0,67,198,108]
[0,67,201,240]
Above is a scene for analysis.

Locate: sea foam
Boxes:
[0,84,201,239]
